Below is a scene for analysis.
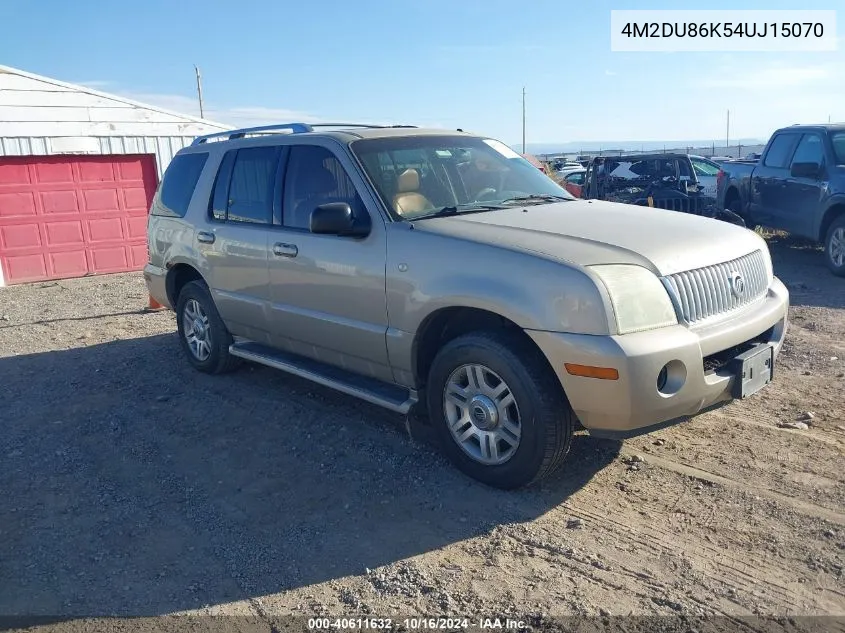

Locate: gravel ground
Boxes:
[1,236,843,632]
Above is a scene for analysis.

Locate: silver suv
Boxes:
[144,123,789,489]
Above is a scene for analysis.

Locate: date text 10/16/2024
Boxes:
[308,617,527,630]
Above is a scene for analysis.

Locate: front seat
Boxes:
[290,166,338,228]
[392,169,433,216]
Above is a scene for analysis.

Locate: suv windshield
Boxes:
[351,135,574,220]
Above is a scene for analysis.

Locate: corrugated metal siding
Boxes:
[0,135,195,179]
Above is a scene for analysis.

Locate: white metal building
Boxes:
[0,64,231,286]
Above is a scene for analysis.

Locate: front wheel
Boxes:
[825,215,845,277]
[426,331,574,489]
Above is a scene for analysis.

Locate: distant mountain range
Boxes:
[513,138,768,156]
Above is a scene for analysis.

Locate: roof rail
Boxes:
[191,122,417,146]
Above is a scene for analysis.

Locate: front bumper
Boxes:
[528,276,789,438]
[143,264,172,310]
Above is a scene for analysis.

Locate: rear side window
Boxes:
[209,146,281,224]
[763,134,798,168]
[154,152,208,217]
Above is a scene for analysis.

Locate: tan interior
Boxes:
[392,169,433,216]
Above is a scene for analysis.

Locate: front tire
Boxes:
[175,280,240,374]
[824,215,845,277]
[426,330,574,489]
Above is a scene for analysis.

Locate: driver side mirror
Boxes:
[310,202,370,237]
[790,161,821,179]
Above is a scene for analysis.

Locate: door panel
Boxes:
[201,146,280,341]
[201,223,271,341]
[778,133,825,238]
[267,143,391,382]
[749,133,800,227]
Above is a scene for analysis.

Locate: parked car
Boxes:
[717,124,845,276]
[561,168,586,198]
[582,153,745,226]
[555,164,585,178]
[688,154,723,198]
[145,123,789,489]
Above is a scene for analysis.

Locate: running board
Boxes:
[228,342,418,414]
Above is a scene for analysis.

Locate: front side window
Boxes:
[283,145,365,230]
[831,132,845,165]
[351,135,572,220]
[790,134,824,166]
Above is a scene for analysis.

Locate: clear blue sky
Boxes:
[1,0,843,147]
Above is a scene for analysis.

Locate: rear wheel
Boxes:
[825,215,845,277]
[426,330,574,489]
[175,280,240,374]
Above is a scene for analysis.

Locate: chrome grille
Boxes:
[662,250,769,324]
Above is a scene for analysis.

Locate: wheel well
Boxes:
[165,264,204,306]
[819,204,845,243]
[724,186,740,209]
[413,307,545,388]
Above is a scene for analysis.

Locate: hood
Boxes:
[412,200,764,276]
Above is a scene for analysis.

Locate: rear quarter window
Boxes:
[153,152,209,217]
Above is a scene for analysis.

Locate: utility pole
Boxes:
[521,86,526,154]
[194,65,205,119]
[726,109,730,152]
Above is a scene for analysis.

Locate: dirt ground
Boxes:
[1,235,843,632]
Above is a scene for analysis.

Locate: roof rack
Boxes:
[191,122,417,146]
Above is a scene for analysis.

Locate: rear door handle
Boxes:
[197,231,215,244]
[273,242,298,258]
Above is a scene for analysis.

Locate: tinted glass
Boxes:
[566,172,585,184]
[283,145,364,230]
[790,134,824,166]
[155,153,208,217]
[226,146,281,224]
[209,150,236,221]
[691,158,721,177]
[763,134,798,168]
[832,132,845,165]
[351,135,572,219]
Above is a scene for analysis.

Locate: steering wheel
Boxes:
[474,187,498,202]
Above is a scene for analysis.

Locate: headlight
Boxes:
[590,264,678,335]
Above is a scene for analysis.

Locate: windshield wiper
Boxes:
[499,194,571,205]
[411,203,506,221]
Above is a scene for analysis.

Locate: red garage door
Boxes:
[0,154,157,285]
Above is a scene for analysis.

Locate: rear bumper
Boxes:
[528,276,789,438]
[143,264,171,310]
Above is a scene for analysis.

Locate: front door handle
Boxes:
[197,231,215,244]
[273,242,298,258]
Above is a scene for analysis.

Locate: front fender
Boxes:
[817,195,845,241]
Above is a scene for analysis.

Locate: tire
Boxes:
[426,330,574,489]
[824,215,845,277]
[175,280,240,374]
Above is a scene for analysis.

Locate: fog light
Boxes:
[657,360,687,397]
